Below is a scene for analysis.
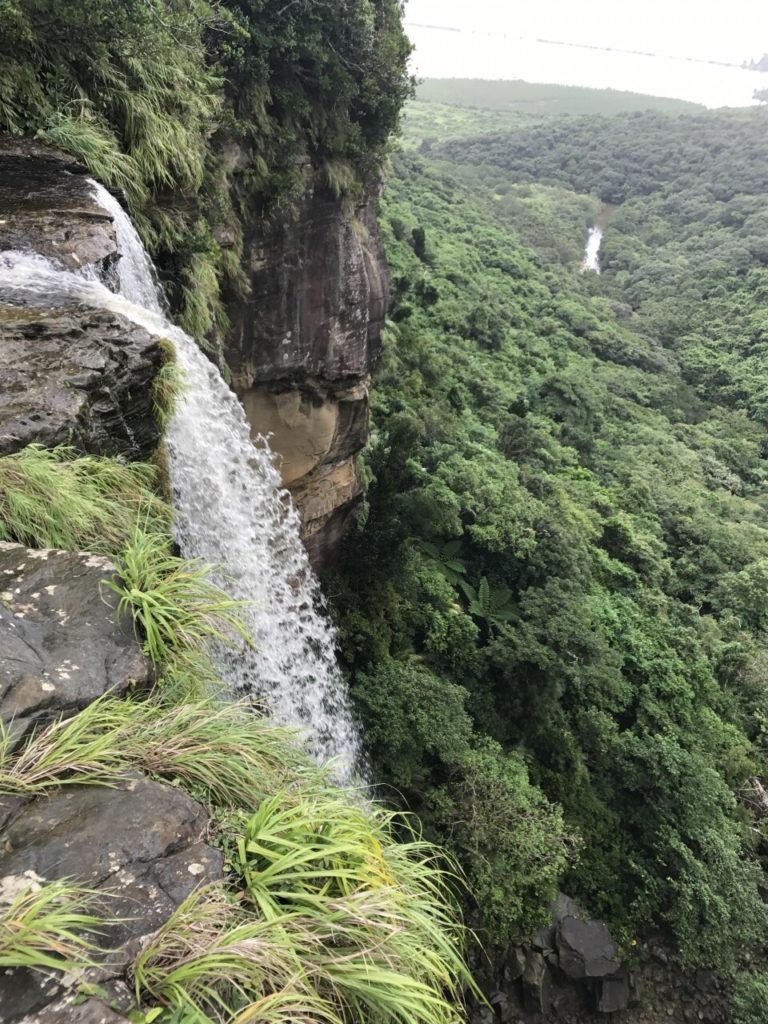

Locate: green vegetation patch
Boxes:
[416,78,703,116]
[329,105,768,966]
[1,693,477,1024]
[0,445,169,553]
[0,0,413,345]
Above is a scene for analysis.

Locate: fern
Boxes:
[460,577,515,627]
[419,539,467,585]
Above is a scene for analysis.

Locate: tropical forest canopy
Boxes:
[330,91,768,985]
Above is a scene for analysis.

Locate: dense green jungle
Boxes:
[329,93,768,1005]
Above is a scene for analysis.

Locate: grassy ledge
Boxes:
[0,442,477,1022]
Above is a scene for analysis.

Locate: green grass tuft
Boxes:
[38,110,149,210]
[104,523,253,665]
[152,340,186,428]
[0,877,106,973]
[0,445,169,555]
[0,694,306,804]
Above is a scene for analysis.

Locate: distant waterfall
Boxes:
[0,185,365,784]
[582,226,603,272]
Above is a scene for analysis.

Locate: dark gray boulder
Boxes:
[0,305,162,460]
[0,138,116,272]
[0,543,151,743]
[597,967,631,1013]
[0,773,223,1023]
[556,915,621,980]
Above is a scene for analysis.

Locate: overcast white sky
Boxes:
[404,0,768,63]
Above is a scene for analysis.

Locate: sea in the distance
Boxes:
[407,24,766,108]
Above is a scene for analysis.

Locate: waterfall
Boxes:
[582,226,603,273]
[0,187,365,784]
[88,185,164,315]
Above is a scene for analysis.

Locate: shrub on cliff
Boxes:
[0,0,218,208]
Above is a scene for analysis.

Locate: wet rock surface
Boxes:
[0,543,151,743]
[0,774,223,1023]
[227,174,387,565]
[0,536,219,1024]
[18,996,132,1024]
[0,139,116,271]
[0,304,162,459]
[227,179,387,387]
[0,137,161,461]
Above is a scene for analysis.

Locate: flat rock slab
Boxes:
[0,543,151,742]
[0,139,116,271]
[0,773,223,1022]
[0,304,162,460]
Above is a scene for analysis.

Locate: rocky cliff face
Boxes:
[225,175,388,567]
[1,137,386,565]
[469,895,730,1024]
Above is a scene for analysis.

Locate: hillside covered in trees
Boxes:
[330,96,768,1012]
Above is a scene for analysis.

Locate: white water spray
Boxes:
[582,226,603,273]
[0,184,365,783]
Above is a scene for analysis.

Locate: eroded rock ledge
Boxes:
[0,138,114,271]
[0,139,162,462]
[0,305,162,460]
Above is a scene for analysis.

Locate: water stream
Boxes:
[0,185,364,784]
[582,226,603,272]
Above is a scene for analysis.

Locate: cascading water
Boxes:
[0,184,365,784]
[582,226,603,273]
